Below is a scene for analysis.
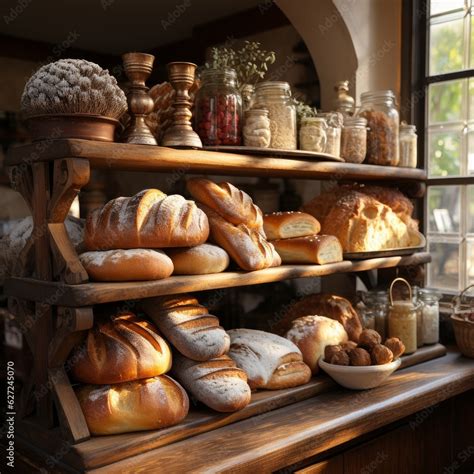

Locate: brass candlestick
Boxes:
[121,52,157,145]
[161,62,202,148]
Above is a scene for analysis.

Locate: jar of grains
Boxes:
[243,108,271,148]
[358,90,400,166]
[317,112,343,157]
[194,68,242,146]
[399,122,417,168]
[254,81,297,149]
[299,117,327,152]
[341,116,367,163]
[418,289,441,344]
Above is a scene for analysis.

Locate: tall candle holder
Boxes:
[161,62,202,148]
[121,52,157,145]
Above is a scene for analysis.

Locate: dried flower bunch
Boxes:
[205,41,276,90]
[21,59,127,119]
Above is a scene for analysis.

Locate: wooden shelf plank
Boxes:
[4,252,431,306]
[6,139,427,181]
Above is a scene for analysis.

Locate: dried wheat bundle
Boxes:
[21,59,127,119]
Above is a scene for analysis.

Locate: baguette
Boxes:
[263,212,321,240]
[272,235,343,264]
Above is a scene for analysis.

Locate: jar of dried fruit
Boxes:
[194,68,242,146]
[341,116,367,163]
[358,90,400,166]
[254,81,297,149]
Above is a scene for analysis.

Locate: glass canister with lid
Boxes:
[317,112,343,157]
[418,288,441,344]
[341,116,367,163]
[254,81,297,149]
[299,117,327,152]
[243,108,271,148]
[358,90,400,166]
[361,290,389,339]
[399,121,418,168]
[388,278,419,354]
[194,68,242,146]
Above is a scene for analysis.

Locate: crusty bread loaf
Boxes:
[84,189,209,250]
[285,315,348,374]
[141,294,230,361]
[187,178,263,231]
[201,204,280,271]
[227,329,311,389]
[263,212,321,240]
[79,249,174,281]
[166,243,230,275]
[69,313,172,384]
[271,235,343,264]
[276,294,363,342]
[76,375,189,435]
[172,353,251,412]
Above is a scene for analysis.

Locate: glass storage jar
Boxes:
[299,117,327,152]
[341,117,367,163]
[358,90,400,166]
[418,289,441,344]
[317,112,343,157]
[399,122,417,168]
[241,84,255,112]
[243,108,271,148]
[194,68,242,146]
[334,80,355,117]
[255,81,297,149]
[361,290,389,339]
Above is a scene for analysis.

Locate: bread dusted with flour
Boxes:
[227,329,311,389]
[172,353,251,412]
[69,313,172,384]
[84,189,209,250]
[141,294,230,361]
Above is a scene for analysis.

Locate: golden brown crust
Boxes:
[330,350,350,365]
[167,243,230,275]
[371,344,394,365]
[263,212,321,240]
[348,347,371,366]
[384,337,405,359]
[358,329,382,349]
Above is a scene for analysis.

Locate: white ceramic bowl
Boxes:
[319,357,402,390]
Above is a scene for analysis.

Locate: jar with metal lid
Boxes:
[418,289,441,344]
[355,299,376,330]
[399,122,417,168]
[194,68,242,146]
[361,290,389,339]
[388,278,419,354]
[254,81,297,149]
[243,108,271,148]
[299,117,327,152]
[358,90,399,166]
[341,117,367,163]
[317,112,343,157]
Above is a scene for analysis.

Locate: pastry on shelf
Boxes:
[166,243,230,275]
[263,211,321,240]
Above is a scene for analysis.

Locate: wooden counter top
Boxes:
[90,352,474,474]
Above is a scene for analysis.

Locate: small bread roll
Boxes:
[358,329,382,349]
[324,344,343,361]
[348,347,371,366]
[384,337,405,359]
[330,351,350,365]
[263,212,321,240]
[80,249,174,281]
[167,244,230,275]
[371,344,394,365]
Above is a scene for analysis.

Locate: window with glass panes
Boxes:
[422,0,474,293]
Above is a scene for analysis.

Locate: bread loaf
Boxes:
[167,243,230,275]
[272,235,343,264]
[187,178,263,231]
[202,204,280,271]
[263,212,321,240]
[227,329,311,389]
[84,189,209,250]
[172,353,251,412]
[79,249,174,281]
[285,315,348,374]
[69,313,172,384]
[76,375,189,435]
[276,294,363,342]
[141,294,230,361]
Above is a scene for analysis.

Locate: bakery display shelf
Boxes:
[5,139,427,181]
[5,252,431,306]
[16,344,447,472]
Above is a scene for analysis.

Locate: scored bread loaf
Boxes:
[285,315,348,374]
[84,189,209,250]
[69,313,172,384]
[271,235,343,264]
[276,294,363,342]
[172,353,251,412]
[202,204,281,271]
[166,243,230,275]
[79,249,174,281]
[76,375,189,435]
[227,329,311,390]
[263,212,321,240]
[187,178,263,231]
[141,294,230,361]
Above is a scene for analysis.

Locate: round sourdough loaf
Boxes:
[79,249,174,281]
[76,375,189,435]
[166,243,230,275]
[69,313,172,384]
